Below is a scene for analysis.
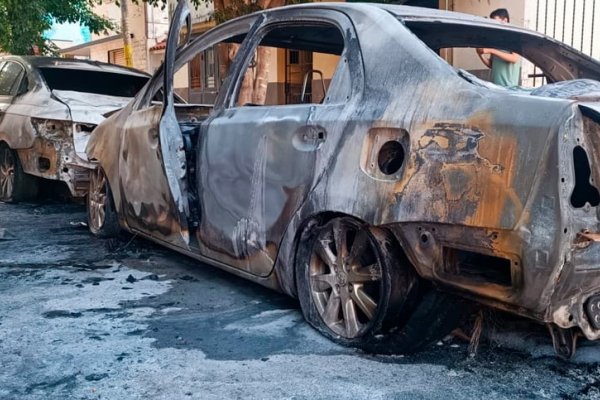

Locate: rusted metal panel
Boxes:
[86,2,600,349]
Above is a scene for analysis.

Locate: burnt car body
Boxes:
[0,56,149,201]
[86,1,600,357]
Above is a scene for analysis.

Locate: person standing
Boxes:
[476,8,521,87]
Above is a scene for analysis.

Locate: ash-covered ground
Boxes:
[2,201,600,400]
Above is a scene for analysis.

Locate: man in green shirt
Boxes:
[476,8,521,87]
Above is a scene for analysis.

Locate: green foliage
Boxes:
[0,0,115,55]
[128,0,203,9]
[0,0,308,56]
[0,0,206,55]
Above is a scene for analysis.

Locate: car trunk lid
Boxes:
[52,90,132,125]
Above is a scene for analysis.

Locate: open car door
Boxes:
[118,0,193,247]
[159,0,193,239]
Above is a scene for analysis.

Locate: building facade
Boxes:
[437,0,599,86]
[60,0,170,73]
[169,0,216,100]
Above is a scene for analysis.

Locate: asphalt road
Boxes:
[2,201,600,399]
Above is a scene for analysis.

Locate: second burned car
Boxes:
[86,1,600,357]
[0,57,149,202]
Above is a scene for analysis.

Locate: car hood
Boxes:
[52,90,132,125]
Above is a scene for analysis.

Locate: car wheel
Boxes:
[0,142,38,203]
[87,167,120,238]
[359,288,472,355]
[296,217,419,347]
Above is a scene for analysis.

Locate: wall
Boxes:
[439,0,599,87]
[441,0,526,73]
[312,53,339,102]
[90,0,122,41]
[88,39,124,64]
[149,50,165,74]
[263,49,339,105]
[174,66,190,101]
[76,0,168,72]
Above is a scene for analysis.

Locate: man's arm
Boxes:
[482,48,520,64]
[476,48,492,68]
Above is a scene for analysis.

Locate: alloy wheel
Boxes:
[0,146,16,200]
[88,168,108,231]
[308,219,384,338]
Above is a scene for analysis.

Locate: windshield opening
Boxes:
[40,68,149,97]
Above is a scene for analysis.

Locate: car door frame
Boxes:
[195,8,364,276]
[117,5,263,248]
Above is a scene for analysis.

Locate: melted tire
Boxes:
[360,290,472,355]
[296,218,419,348]
[0,143,38,203]
[87,169,120,238]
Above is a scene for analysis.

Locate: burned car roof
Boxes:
[3,56,149,77]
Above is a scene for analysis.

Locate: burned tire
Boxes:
[87,167,120,238]
[296,217,419,347]
[360,289,471,355]
[296,217,470,354]
[0,142,38,202]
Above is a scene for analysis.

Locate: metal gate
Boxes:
[529,0,599,86]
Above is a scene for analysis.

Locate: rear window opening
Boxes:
[402,19,600,88]
[443,247,513,287]
[40,68,149,97]
[570,146,600,208]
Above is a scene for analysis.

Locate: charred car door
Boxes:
[118,0,257,248]
[197,10,360,276]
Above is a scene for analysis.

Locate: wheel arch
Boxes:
[274,209,415,299]
[273,210,355,298]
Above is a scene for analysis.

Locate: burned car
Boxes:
[86,1,600,357]
[0,56,149,202]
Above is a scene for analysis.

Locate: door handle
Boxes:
[293,126,327,151]
[303,127,326,143]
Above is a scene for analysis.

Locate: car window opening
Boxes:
[171,34,249,106]
[570,145,600,208]
[40,68,149,98]
[403,20,599,89]
[236,24,345,107]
